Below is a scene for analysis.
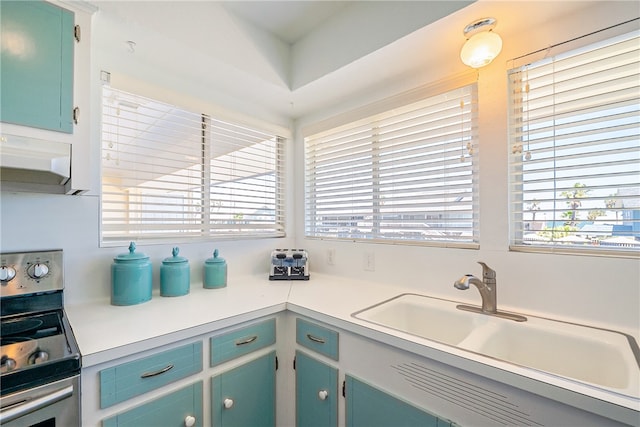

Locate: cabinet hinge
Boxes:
[73,107,80,125]
[74,25,81,42]
[342,380,346,398]
[293,356,296,370]
[275,356,279,371]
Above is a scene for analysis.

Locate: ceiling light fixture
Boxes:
[460,17,502,68]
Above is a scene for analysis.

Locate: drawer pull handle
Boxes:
[306,334,325,344]
[184,415,196,427]
[223,398,234,409]
[235,336,258,346]
[140,364,174,378]
[318,390,329,400]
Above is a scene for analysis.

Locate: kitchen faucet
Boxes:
[454,261,527,322]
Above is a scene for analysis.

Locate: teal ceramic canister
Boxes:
[111,242,152,306]
[160,247,190,297]
[203,249,227,289]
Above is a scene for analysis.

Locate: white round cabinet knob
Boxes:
[223,398,234,409]
[318,390,328,400]
[184,415,196,427]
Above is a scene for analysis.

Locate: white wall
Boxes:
[293,2,640,335]
[0,4,297,304]
[0,1,637,337]
[0,192,294,303]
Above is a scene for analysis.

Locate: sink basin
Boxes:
[353,293,640,397]
[353,294,485,346]
[469,319,637,390]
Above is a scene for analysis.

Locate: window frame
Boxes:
[507,30,640,257]
[304,83,480,248]
[100,86,286,247]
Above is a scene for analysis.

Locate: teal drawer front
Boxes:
[100,342,203,409]
[210,318,276,366]
[103,381,203,427]
[296,350,338,427]
[296,318,339,360]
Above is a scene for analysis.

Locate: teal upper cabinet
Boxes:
[0,1,74,133]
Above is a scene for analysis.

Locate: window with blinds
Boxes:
[101,87,285,245]
[508,30,640,255]
[305,85,479,247]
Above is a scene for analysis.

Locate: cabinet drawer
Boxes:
[100,342,203,409]
[296,318,339,360]
[103,381,203,427]
[210,318,276,366]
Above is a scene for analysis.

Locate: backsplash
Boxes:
[0,192,294,304]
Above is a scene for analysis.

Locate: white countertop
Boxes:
[65,273,640,413]
[65,275,290,366]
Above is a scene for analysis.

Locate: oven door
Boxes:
[0,376,79,427]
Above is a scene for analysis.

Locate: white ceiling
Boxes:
[89,1,624,121]
[222,1,349,44]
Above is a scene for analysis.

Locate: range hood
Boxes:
[0,134,71,194]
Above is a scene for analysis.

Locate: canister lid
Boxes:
[114,242,149,261]
[205,249,226,264]
[163,247,188,264]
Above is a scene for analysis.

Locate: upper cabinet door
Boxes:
[0,1,74,133]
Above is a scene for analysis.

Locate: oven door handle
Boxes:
[0,385,73,424]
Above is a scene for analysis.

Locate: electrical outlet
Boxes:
[364,251,375,271]
[327,248,335,265]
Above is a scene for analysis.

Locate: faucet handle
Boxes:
[477,261,496,281]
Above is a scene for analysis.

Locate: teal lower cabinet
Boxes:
[295,350,338,427]
[102,381,203,427]
[345,375,453,427]
[211,351,276,427]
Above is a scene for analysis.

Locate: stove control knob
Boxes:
[0,266,16,282]
[27,263,49,279]
[29,351,49,365]
[1,357,17,371]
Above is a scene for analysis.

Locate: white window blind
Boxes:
[508,31,640,255]
[101,87,285,245]
[305,85,479,247]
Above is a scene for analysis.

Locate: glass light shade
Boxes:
[460,31,503,68]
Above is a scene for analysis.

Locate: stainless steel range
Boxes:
[0,250,81,426]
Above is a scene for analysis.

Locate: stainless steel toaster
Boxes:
[269,249,309,280]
